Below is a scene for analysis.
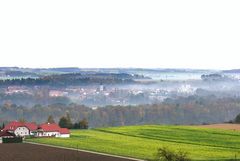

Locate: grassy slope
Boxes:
[27,125,240,160]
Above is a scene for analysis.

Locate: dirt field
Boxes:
[198,123,240,131]
[0,143,137,161]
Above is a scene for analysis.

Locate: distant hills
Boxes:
[222,69,240,73]
[0,67,240,82]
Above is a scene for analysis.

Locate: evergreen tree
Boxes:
[47,115,55,124]
[79,118,89,129]
[73,122,80,129]
[66,113,73,129]
[58,116,68,128]
[235,113,240,123]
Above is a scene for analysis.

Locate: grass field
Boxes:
[27,125,240,160]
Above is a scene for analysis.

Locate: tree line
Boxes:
[1,95,240,128]
[47,114,88,129]
[0,73,135,87]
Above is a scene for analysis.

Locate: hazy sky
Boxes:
[0,0,240,69]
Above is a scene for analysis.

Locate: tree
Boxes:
[66,113,73,129]
[59,116,68,128]
[2,122,5,129]
[79,118,89,129]
[73,122,80,129]
[58,113,73,129]
[19,118,26,123]
[46,115,55,124]
[235,113,240,123]
[154,147,191,161]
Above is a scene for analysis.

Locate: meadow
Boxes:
[27,125,240,160]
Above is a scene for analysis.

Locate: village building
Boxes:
[0,130,16,143]
[3,121,70,138]
[3,121,36,137]
[24,122,38,135]
[36,123,70,138]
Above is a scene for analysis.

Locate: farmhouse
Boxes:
[3,121,70,138]
[36,123,70,138]
[3,121,38,137]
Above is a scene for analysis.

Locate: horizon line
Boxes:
[0,66,238,71]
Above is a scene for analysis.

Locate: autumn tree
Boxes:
[19,118,26,123]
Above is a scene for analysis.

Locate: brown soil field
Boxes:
[198,123,240,131]
[0,143,137,161]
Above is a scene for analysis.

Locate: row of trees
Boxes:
[0,73,135,87]
[47,114,88,129]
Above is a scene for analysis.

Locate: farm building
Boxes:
[3,121,38,137]
[3,121,70,138]
[0,130,22,143]
[35,123,70,138]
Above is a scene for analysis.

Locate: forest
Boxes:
[0,73,147,87]
[1,95,240,128]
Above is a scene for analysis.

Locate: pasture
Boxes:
[27,125,240,160]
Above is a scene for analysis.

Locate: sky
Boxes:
[0,0,240,70]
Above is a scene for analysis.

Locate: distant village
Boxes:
[0,84,195,107]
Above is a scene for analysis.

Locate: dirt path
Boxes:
[198,123,240,131]
[0,143,142,161]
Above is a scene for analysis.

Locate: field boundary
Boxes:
[25,141,145,161]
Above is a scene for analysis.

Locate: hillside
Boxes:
[27,125,240,160]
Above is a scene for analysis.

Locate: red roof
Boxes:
[38,123,70,134]
[39,123,60,132]
[59,128,70,134]
[4,121,25,131]
[4,121,38,131]
[25,122,38,131]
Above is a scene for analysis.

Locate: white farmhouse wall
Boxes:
[0,137,2,143]
[58,134,70,138]
[14,127,29,137]
[43,132,60,137]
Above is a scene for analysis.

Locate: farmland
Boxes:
[27,125,240,160]
[0,143,135,161]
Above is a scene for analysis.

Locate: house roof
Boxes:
[4,121,38,131]
[0,130,16,137]
[59,128,70,134]
[25,122,38,131]
[38,123,70,134]
[39,123,61,132]
[4,121,25,131]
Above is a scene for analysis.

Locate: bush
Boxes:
[154,147,191,161]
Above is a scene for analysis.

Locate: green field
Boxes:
[27,125,240,160]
